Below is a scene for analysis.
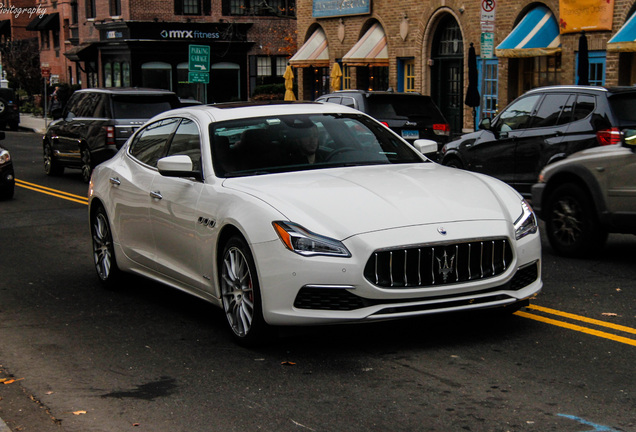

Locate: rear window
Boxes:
[608,93,636,123]
[366,95,444,122]
[112,95,178,119]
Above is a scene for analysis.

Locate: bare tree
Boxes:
[1,38,41,95]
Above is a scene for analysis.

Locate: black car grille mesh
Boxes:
[363,239,513,288]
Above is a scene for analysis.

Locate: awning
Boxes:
[342,23,388,66]
[495,6,561,58]
[289,28,329,67]
[26,13,59,31]
[64,43,97,62]
[608,12,636,52]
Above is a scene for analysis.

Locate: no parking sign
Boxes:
[480,0,496,32]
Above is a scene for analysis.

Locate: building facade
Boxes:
[23,0,297,103]
[291,0,636,135]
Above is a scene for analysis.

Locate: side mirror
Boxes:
[157,155,202,180]
[479,118,492,131]
[413,139,439,156]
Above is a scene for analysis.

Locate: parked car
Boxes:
[316,90,450,157]
[531,132,636,257]
[43,88,180,182]
[0,88,20,131]
[441,85,636,197]
[88,101,542,345]
[0,133,15,200]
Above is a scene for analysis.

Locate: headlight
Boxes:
[272,221,351,257]
[0,150,10,165]
[514,199,538,240]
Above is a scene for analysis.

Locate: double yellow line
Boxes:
[516,304,636,347]
[15,179,88,206]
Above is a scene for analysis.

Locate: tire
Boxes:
[91,205,122,287]
[0,99,6,116]
[80,147,93,183]
[220,236,273,345]
[43,141,64,176]
[443,157,463,169]
[545,183,608,258]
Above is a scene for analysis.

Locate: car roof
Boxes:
[153,101,366,123]
[524,85,636,96]
[320,90,427,97]
[75,87,177,95]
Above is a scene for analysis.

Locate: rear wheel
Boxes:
[220,236,272,345]
[91,205,122,287]
[545,183,607,257]
[443,157,463,169]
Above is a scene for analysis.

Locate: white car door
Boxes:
[149,118,207,289]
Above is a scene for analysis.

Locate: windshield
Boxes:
[367,94,444,122]
[608,93,636,124]
[210,113,425,177]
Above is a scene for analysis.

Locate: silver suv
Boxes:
[531,135,636,257]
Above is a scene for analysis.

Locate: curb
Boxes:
[0,417,11,432]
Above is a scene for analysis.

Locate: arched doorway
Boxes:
[431,15,463,136]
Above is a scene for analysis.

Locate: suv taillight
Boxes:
[596,127,622,146]
[433,123,450,136]
[104,126,115,146]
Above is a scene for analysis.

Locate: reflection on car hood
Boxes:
[223,164,513,239]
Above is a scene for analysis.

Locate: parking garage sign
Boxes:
[189,45,210,72]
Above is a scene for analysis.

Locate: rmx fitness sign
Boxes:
[189,45,210,84]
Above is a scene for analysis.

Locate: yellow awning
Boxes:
[342,23,389,66]
[289,28,329,67]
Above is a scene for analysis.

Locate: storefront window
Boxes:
[405,60,415,92]
[104,63,112,87]
[142,62,172,91]
[122,62,130,87]
[521,55,561,93]
[113,63,121,87]
[480,59,499,119]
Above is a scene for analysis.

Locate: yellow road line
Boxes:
[15,179,88,205]
[515,310,636,347]
[527,304,636,335]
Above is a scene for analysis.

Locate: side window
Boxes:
[166,119,202,171]
[93,94,111,118]
[75,92,100,118]
[530,94,570,128]
[326,97,342,104]
[64,93,84,118]
[129,118,180,167]
[572,94,595,121]
[341,97,356,108]
[497,94,541,132]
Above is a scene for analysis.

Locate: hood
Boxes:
[223,164,516,240]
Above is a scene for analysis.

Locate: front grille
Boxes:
[364,239,513,288]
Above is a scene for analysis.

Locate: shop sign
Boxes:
[559,0,614,33]
[481,32,494,59]
[313,0,370,18]
[480,0,496,32]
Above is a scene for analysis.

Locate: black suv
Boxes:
[316,90,450,155]
[0,88,20,131]
[43,88,180,182]
[441,86,636,197]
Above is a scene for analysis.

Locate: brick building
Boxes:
[23,0,297,103]
[291,0,636,135]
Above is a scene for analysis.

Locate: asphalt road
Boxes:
[1,129,635,432]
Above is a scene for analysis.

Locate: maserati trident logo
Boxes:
[436,250,455,283]
[437,226,447,235]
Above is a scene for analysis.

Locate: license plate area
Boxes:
[401,130,419,139]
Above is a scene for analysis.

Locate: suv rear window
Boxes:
[608,93,636,123]
[112,95,177,119]
[366,95,444,122]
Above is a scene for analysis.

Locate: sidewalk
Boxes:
[17,113,49,135]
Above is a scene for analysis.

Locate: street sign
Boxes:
[189,45,210,72]
[189,71,210,84]
[480,0,496,32]
[41,66,51,78]
[481,32,495,59]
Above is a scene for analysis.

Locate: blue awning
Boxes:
[496,6,561,58]
[608,13,636,51]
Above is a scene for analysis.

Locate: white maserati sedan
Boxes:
[88,102,542,345]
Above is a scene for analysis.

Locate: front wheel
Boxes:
[545,183,607,257]
[220,236,272,345]
[91,205,122,287]
[80,147,93,183]
[43,141,64,176]
[443,157,463,169]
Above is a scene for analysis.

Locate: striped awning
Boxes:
[608,13,636,52]
[496,6,561,58]
[342,23,389,66]
[289,28,329,67]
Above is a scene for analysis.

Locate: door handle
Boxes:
[150,190,163,200]
[109,177,121,186]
